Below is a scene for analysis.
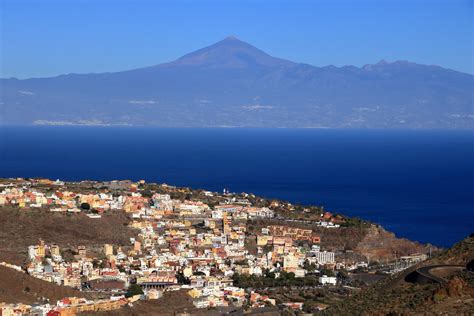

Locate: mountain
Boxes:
[1,36,473,128]
[162,36,295,68]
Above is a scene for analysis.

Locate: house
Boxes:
[193,298,210,309]
[283,254,299,272]
[282,302,304,310]
[146,289,163,300]
[319,275,337,285]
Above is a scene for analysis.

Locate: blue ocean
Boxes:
[1,127,472,247]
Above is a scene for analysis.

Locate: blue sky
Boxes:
[1,0,472,78]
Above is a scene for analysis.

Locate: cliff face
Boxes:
[249,219,434,264]
[354,225,436,262]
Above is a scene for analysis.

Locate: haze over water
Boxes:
[1,127,472,247]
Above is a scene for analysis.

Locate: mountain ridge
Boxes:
[4,37,471,80]
[1,37,473,128]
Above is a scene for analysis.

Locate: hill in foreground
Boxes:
[0,178,437,314]
[325,235,474,315]
[0,265,92,305]
[0,206,136,265]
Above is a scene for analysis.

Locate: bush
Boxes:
[320,268,335,277]
[80,203,90,210]
[433,292,446,303]
[125,284,143,298]
[141,190,154,198]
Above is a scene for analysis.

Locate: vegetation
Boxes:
[232,271,319,288]
[80,202,90,210]
[125,284,144,298]
[176,271,190,285]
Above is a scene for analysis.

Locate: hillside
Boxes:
[81,290,212,316]
[0,265,91,305]
[0,206,136,265]
[0,178,462,314]
[354,225,433,262]
[248,218,433,262]
[0,206,136,307]
[1,37,473,128]
[325,235,474,315]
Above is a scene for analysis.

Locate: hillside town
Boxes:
[0,178,431,315]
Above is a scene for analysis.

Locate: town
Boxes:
[0,178,431,315]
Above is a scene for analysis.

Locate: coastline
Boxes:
[1,127,473,247]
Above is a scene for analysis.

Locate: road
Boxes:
[405,265,465,285]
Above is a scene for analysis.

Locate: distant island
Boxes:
[5,177,472,315]
[1,37,473,129]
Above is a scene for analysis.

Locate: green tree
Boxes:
[176,271,190,284]
[320,268,335,277]
[80,202,90,210]
[141,189,154,198]
[125,284,144,298]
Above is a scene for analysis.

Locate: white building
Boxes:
[319,275,337,285]
[313,251,335,264]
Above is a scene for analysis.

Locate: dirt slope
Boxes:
[0,207,136,265]
[0,265,91,305]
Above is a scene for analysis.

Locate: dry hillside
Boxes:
[325,235,474,315]
[0,265,93,305]
[0,207,137,265]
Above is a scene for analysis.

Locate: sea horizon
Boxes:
[2,124,474,131]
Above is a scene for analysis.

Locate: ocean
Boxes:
[0,127,472,247]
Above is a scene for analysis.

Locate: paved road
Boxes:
[406,265,465,285]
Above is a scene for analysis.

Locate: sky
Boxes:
[0,0,472,78]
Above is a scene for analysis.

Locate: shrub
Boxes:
[125,284,143,298]
[80,203,90,210]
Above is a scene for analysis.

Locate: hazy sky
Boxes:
[1,0,472,78]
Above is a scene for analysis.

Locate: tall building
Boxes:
[222,211,231,234]
[313,251,335,264]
